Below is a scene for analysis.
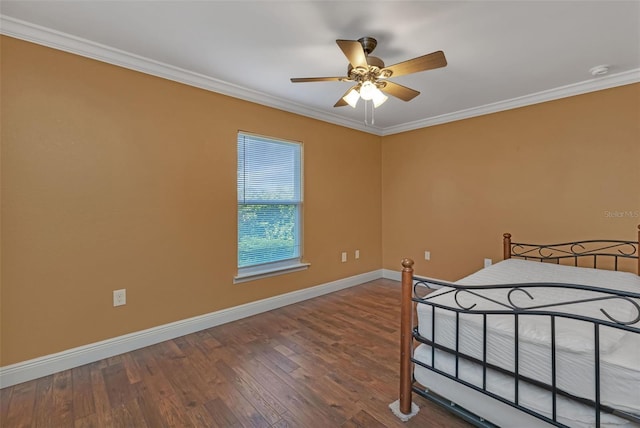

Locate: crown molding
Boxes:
[0,15,384,135]
[381,68,640,135]
[2,15,638,137]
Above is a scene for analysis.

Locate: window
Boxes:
[235,132,307,282]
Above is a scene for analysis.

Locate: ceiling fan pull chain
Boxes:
[372,101,375,125]
[363,100,375,126]
[364,99,368,126]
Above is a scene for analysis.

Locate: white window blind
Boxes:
[237,132,302,272]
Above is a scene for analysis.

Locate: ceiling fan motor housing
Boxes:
[348,55,385,77]
[358,36,378,54]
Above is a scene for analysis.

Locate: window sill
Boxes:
[234,262,311,284]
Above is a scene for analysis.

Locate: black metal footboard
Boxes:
[410,277,640,427]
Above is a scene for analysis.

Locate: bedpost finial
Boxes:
[401,258,414,269]
[503,233,512,260]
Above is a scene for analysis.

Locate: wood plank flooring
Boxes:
[1,279,472,427]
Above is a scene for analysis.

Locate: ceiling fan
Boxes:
[291,37,447,108]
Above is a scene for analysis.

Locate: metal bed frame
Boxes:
[397,225,640,427]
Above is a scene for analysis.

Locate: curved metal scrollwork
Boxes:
[600,298,640,325]
[613,242,640,257]
[413,279,640,328]
[510,239,638,260]
[507,287,534,307]
[569,242,587,256]
[454,289,477,310]
[504,286,640,326]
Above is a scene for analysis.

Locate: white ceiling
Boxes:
[1,1,639,135]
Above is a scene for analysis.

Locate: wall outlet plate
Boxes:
[341,252,347,262]
[113,289,126,307]
[484,258,492,268]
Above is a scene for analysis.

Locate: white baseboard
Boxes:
[0,269,382,388]
[382,268,402,281]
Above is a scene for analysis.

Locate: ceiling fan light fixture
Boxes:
[359,80,376,100]
[343,88,360,108]
[371,89,388,108]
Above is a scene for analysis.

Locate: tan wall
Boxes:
[382,83,640,280]
[2,35,639,367]
[0,36,382,366]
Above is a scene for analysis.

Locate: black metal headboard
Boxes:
[502,225,640,274]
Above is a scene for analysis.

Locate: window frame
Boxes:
[234,132,309,283]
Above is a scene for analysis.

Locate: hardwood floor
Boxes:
[1,279,472,427]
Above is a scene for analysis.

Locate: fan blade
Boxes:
[291,77,346,83]
[334,85,357,107]
[383,51,447,77]
[380,81,420,101]
[334,98,348,107]
[336,39,368,69]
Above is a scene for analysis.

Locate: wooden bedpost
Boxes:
[503,233,512,260]
[400,258,415,415]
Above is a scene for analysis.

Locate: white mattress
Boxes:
[414,259,640,426]
[414,345,637,428]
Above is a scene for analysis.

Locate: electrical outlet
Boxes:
[484,258,492,268]
[341,252,347,262]
[355,249,360,259]
[113,289,126,307]
[424,251,431,261]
